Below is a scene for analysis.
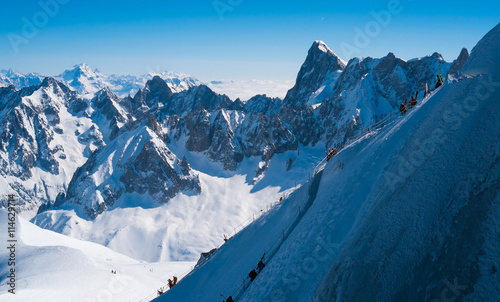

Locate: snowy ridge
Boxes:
[157,23,500,302]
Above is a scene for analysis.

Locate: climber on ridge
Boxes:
[157,287,164,296]
[249,269,258,281]
[257,254,266,273]
[435,74,443,89]
[400,98,408,115]
[410,91,418,108]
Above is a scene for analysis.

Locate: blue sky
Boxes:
[0,0,498,81]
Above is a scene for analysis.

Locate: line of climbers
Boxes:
[157,276,178,297]
[399,90,419,114]
[221,253,266,302]
[326,73,445,162]
[400,74,444,115]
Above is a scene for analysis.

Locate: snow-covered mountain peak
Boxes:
[4,68,23,78]
[311,40,346,66]
[56,63,106,95]
[283,40,346,107]
[461,22,500,76]
[430,51,445,61]
[313,40,332,53]
[61,63,98,80]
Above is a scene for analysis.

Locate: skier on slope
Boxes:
[168,279,174,289]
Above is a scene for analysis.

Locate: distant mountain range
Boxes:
[0,40,466,220]
[0,64,200,98]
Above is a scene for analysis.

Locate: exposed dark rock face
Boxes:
[135,75,173,110]
[50,126,201,219]
[279,106,321,147]
[448,48,469,80]
[91,88,134,140]
[228,98,244,111]
[120,140,201,201]
[162,84,232,116]
[184,108,212,152]
[243,94,283,115]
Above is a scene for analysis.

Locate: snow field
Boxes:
[0,209,195,302]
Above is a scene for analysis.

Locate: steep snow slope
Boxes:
[157,23,500,302]
[0,209,194,302]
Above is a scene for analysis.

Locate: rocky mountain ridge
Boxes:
[1,40,459,219]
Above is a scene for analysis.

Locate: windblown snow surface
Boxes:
[158,24,500,302]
